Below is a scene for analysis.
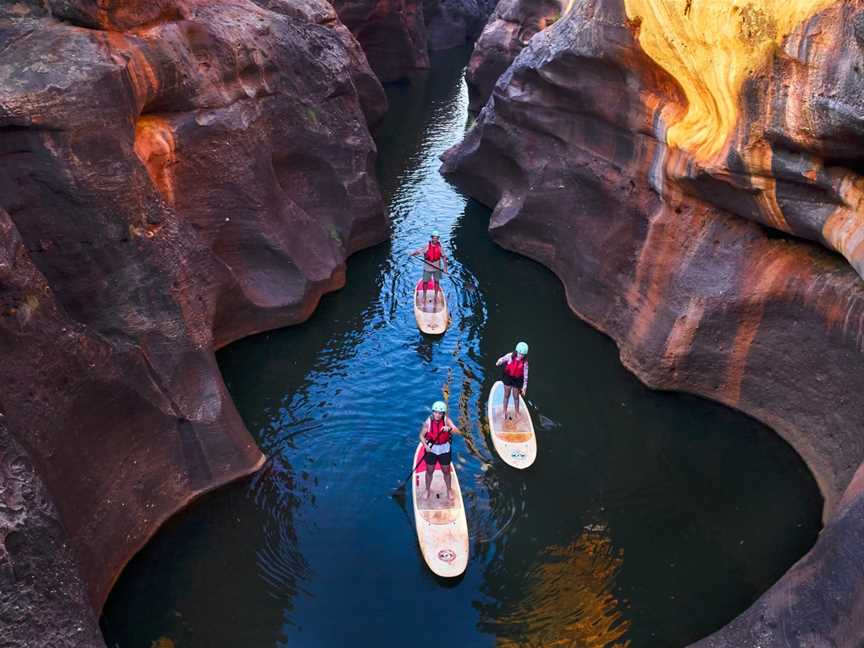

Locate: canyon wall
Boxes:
[466,0,564,110]
[330,0,497,82]
[329,0,431,82]
[0,1,387,645]
[443,0,864,644]
[424,0,499,50]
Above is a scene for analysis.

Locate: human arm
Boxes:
[409,245,425,257]
[418,419,430,445]
[522,361,529,395]
[444,416,461,436]
[495,352,511,367]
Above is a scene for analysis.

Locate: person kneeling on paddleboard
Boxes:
[496,341,529,421]
[409,230,447,312]
[419,400,461,501]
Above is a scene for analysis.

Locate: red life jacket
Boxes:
[505,354,525,378]
[424,241,442,263]
[426,416,450,445]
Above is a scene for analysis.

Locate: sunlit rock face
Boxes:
[466,0,565,110]
[443,0,864,643]
[329,0,431,82]
[0,0,386,643]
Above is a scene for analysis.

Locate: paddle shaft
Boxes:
[397,447,428,490]
[411,255,450,275]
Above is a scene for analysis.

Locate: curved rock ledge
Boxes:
[443,0,864,644]
[0,1,387,645]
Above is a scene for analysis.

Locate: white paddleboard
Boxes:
[487,380,537,468]
[411,442,468,577]
[413,279,449,335]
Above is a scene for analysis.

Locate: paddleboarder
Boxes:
[418,400,461,501]
[409,230,447,311]
[495,342,530,421]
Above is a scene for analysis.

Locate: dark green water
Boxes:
[101,47,821,648]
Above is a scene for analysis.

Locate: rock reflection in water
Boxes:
[479,527,630,648]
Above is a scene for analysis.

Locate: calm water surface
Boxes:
[101,47,821,648]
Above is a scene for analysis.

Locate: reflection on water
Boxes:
[482,527,630,648]
[101,47,822,648]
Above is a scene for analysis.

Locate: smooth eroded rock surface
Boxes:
[330,0,431,82]
[466,0,564,110]
[0,0,387,642]
[443,0,864,644]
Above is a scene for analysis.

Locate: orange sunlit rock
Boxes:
[624,0,836,160]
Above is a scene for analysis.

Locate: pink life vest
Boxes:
[426,416,450,445]
[424,241,442,263]
[505,355,525,379]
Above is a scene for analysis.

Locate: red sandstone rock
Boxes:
[0,0,387,643]
[0,213,105,648]
[466,0,564,110]
[443,0,864,644]
[330,0,431,82]
[424,0,498,51]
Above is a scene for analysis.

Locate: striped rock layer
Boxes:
[0,1,387,645]
[443,0,864,645]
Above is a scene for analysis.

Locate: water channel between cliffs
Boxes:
[101,47,822,648]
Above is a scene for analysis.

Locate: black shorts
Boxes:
[502,371,524,389]
[425,450,451,468]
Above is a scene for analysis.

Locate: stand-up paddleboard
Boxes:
[487,380,537,468]
[411,443,468,577]
[413,279,449,335]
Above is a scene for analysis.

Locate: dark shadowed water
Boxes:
[101,47,821,648]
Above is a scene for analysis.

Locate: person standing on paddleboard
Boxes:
[409,230,447,311]
[419,400,461,501]
[496,341,529,421]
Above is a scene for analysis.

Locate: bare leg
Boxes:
[502,386,511,419]
[425,464,434,498]
[442,466,454,500]
[514,388,522,419]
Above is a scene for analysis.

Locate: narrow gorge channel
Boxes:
[100,48,822,648]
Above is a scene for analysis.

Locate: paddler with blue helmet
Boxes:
[418,400,462,501]
[409,230,448,311]
[495,341,530,421]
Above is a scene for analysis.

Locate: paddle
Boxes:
[409,252,484,296]
[410,255,450,275]
[392,446,428,495]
